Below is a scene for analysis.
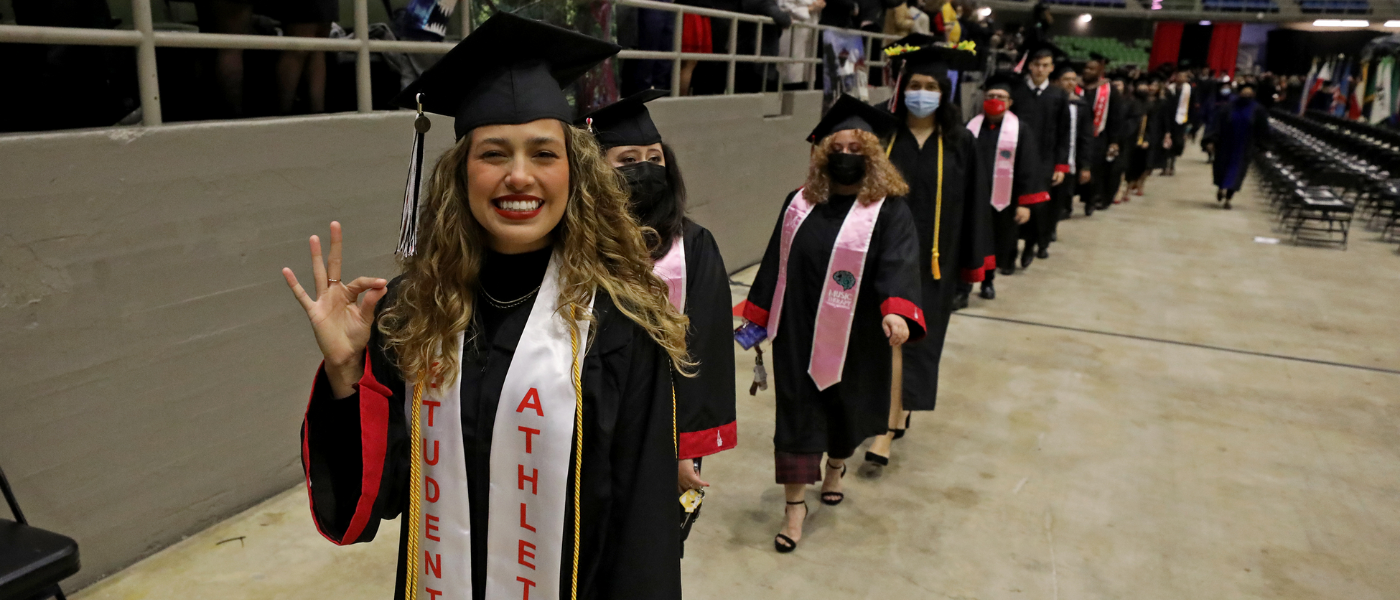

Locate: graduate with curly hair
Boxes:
[735,95,927,554]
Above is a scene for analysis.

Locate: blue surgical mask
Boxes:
[905,90,942,118]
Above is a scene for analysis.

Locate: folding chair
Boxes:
[0,466,79,600]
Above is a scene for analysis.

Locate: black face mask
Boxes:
[619,161,670,213]
[826,152,866,186]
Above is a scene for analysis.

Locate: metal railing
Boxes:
[613,0,897,97]
[0,0,895,129]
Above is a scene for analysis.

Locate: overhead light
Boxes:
[1079,13,1093,23]
[1199,20,1212,25]
[1313,19,1369,26]
[976,7,992,17]
[1386,20,1400,27]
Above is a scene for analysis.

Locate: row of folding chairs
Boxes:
[1257,118,1362,249]
[1281,111,1400,238]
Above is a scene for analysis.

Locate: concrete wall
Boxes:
[0,91,821,591]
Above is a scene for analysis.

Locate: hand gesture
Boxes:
[882,314,910,346]
[1079,169,1092,185]
[1052,171,1065,186]
[677,459,709,493]
[1014,206,1031,224]
[281,222,388,397]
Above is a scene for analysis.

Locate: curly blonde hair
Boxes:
[803,129,909,204]
[378,121,693,385]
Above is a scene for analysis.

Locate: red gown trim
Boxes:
[678,420,738,460]
[961,255,996,283]
[301,350,392,545]
[880,297,928,342]
[1055,164,1072,173]
[733,299,770,327]
[1019,191,1052,205]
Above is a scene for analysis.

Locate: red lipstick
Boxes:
[491,194,545,221]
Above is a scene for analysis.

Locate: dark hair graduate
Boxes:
[893,71,965,140]
[632,143,689,261]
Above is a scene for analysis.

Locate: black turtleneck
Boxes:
[476,245,552,344]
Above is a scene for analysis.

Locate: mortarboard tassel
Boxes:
[398,93,430,258]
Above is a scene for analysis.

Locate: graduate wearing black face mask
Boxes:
[579,90,738,557]
[738,95,926,554]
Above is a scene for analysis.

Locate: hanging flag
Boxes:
[1350,61,1367,120]
[1371,57,1392,124]
[1332,58,1350,116]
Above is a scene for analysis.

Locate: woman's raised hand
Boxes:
[281,222,388,396]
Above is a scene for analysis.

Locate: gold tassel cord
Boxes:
[404,381,425,600]
[569,307,584,600]
[932,136,944,280]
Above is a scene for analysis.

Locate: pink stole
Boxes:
[967,111,1020,212]
[767,188,885,391]
[653,237,687,313]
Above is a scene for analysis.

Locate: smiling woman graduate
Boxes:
[735,95,926,554]
[280,13,689,600]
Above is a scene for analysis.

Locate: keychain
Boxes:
[749,346,768,396]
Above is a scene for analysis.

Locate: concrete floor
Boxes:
[74,148,1400,600]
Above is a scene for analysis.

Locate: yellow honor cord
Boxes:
[932,136,944,280]
[569,308,584,600]
[404,381,426,600]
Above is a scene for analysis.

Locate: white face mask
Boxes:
[905,90,942,118]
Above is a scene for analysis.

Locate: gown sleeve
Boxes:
[676,223,738,460]
[735,189,799,327]
[1014,124,1048,205]
[958,132,994,283]
[300,283,410,546]
[1054,92,1073,173]
[873,198,928,341]
[592,319,683,599]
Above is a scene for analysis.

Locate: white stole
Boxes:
[1174,83,1191,125]
[1067,103,1079,172]
[412,253,593,600]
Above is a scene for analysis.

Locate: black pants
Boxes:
[1052,179,1076,236]
[1019,201,1054,251]
[990,204,1019,277]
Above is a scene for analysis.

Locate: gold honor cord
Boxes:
[404,381,426,600]
[1137,115,1147,145]
[569,308,584,600]
[932,136,944,280]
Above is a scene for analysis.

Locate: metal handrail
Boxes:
[0,0,897,127]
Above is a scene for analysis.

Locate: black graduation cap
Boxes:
[806,95,900,144]
[1051,64,1078,80]
[1088,51,1110,65]
[576,88,669,149]
[888,42,980,81]
[1023,40,1068,63]
[983,71,1019,92]
[394,12,621,140]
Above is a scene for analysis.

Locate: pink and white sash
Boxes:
[967,111,1021,212]
[653,236,687,313]
[767,188,884,391]
[413,253,593,600]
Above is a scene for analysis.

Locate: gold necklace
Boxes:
[481,285,541,309]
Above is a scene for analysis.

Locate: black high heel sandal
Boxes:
[820,461,847,506]
[892,413,911,440]
[774,500,807,553]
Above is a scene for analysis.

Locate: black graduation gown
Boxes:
[1119,95,1148,182]
[674,220,738,460]
[737,191,927,455]
[1165,84,1191,158]
[887,125,983,412]
[1080,82,1126,205]
[1204,99,1270,191]
[1010,79,1072,192]
[301,253,681,600]
[970,116,1042,273]
[1053,94,1093,227]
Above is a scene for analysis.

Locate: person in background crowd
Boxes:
[1051,64,1091,242]
[1008,43,1070,265]
[197,0,255,117]
[736,96,924,554]
[1105,71,1132,207]
[1121,78,1169,202]
[779,0,827,90]
[1286,74,1304,113]
[1307,80,1336,113]
[961,73,1043,301]
[1204,81,1269,210]
[678,0,716,96]
[721,0,793,92]
[1162,69,1192,176]
[618,0,676,96]
[270,0,337,115]
[1078,54,1124,216]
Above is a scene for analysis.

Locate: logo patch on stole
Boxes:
[999,149,1013,159]
[832,270,856,291]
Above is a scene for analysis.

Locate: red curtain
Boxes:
[1207,22,1242,77]
[1150,22,1184,71]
